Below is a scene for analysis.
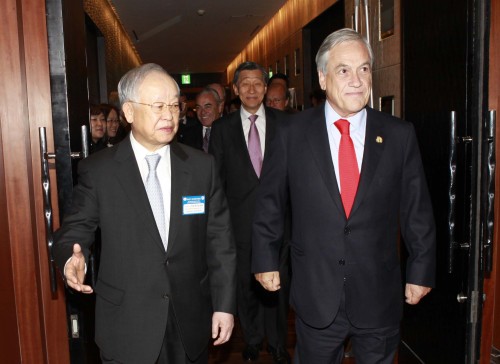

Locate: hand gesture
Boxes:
[64,243,93,294]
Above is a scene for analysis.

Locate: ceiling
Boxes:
[110,0,288,74]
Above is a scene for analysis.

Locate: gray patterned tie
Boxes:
[203,127,211,153]
[248,114,262,177]
[145,154,167,250]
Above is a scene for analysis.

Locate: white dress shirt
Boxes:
[240,104,266,156]
[325,102,367,191]
[130,132,171,246]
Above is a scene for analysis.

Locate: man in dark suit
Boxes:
[177,92,200,143]
[53,63,236,364]
[180,87,222,152]
[252,28,436,364]
[209,61,290,363]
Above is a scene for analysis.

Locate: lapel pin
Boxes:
[376,136,383,144]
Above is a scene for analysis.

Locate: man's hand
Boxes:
[64,243,93,294]
[255,271,281,291]
[405,283,431,305]
[212,312,234,345]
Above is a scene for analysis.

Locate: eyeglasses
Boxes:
[129,101,181,114]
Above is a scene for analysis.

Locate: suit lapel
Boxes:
[263,107,277,160]
[167,141,191,255]
[350,108,386,216]
[229,112,258,178]
[113,137,165,252]
[306,107,345,216]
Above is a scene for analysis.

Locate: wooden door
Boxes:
[0,0,70,362]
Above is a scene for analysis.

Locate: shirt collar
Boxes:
[324,102,366,132]
[130,131,170,160]
[240,103,265,122]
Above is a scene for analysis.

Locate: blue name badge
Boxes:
[182,195,206,215]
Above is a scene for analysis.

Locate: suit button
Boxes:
[344,226,351,235]
[162,293,169,299]
[339,259,345,266]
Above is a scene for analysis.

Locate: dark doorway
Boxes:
[401,0,490,362]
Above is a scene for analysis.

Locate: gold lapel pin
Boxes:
[376,136,383,143]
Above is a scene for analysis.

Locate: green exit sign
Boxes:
[181,74,191,85]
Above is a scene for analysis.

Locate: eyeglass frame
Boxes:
[128,101,181,114]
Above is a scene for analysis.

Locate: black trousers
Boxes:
[294,289,400,364]
[237,239,290,350]
[100,303,208,364]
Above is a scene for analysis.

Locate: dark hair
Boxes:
[90,104,106,117]
[268,73,289,89]
[99,103,120,119]
[233,61,268,85]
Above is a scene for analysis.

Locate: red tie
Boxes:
[335,119,359,217]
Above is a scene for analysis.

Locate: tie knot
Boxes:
[249,114,258,124]
[334,119,350,135]
[145,154,161,171]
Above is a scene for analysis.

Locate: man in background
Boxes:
[180,87,221,152]
[209,62,291,363]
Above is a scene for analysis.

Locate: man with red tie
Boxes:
[252,28,436,363]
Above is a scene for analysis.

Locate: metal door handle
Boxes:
[38,125,88,293]
[484,110,496,273]
[448,111,458,273]
[457,293,468,303]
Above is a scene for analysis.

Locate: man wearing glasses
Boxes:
[53,63,236,364]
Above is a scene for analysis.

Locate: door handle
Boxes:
[38,125,89,293]
[448,111,458,273]
[484,110,496,273]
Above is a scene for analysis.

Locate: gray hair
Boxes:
[207,83,226,102]
[315,28,374,75]
[117,63,180,107]
[198,87,221,104]
[233,61,268,86]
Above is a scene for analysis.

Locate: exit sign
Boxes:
[181,74,191,85]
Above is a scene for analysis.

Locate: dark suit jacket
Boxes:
[208,107,286,245]
[252,106,436,329]
[53,137,236,363]
[179,122,204,151]
[177,117,201,144]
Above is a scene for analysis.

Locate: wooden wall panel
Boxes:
[226,0,338,106]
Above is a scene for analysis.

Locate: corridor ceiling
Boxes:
[110,0,287,74]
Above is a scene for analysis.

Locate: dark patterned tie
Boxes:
[202,127,211,153]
